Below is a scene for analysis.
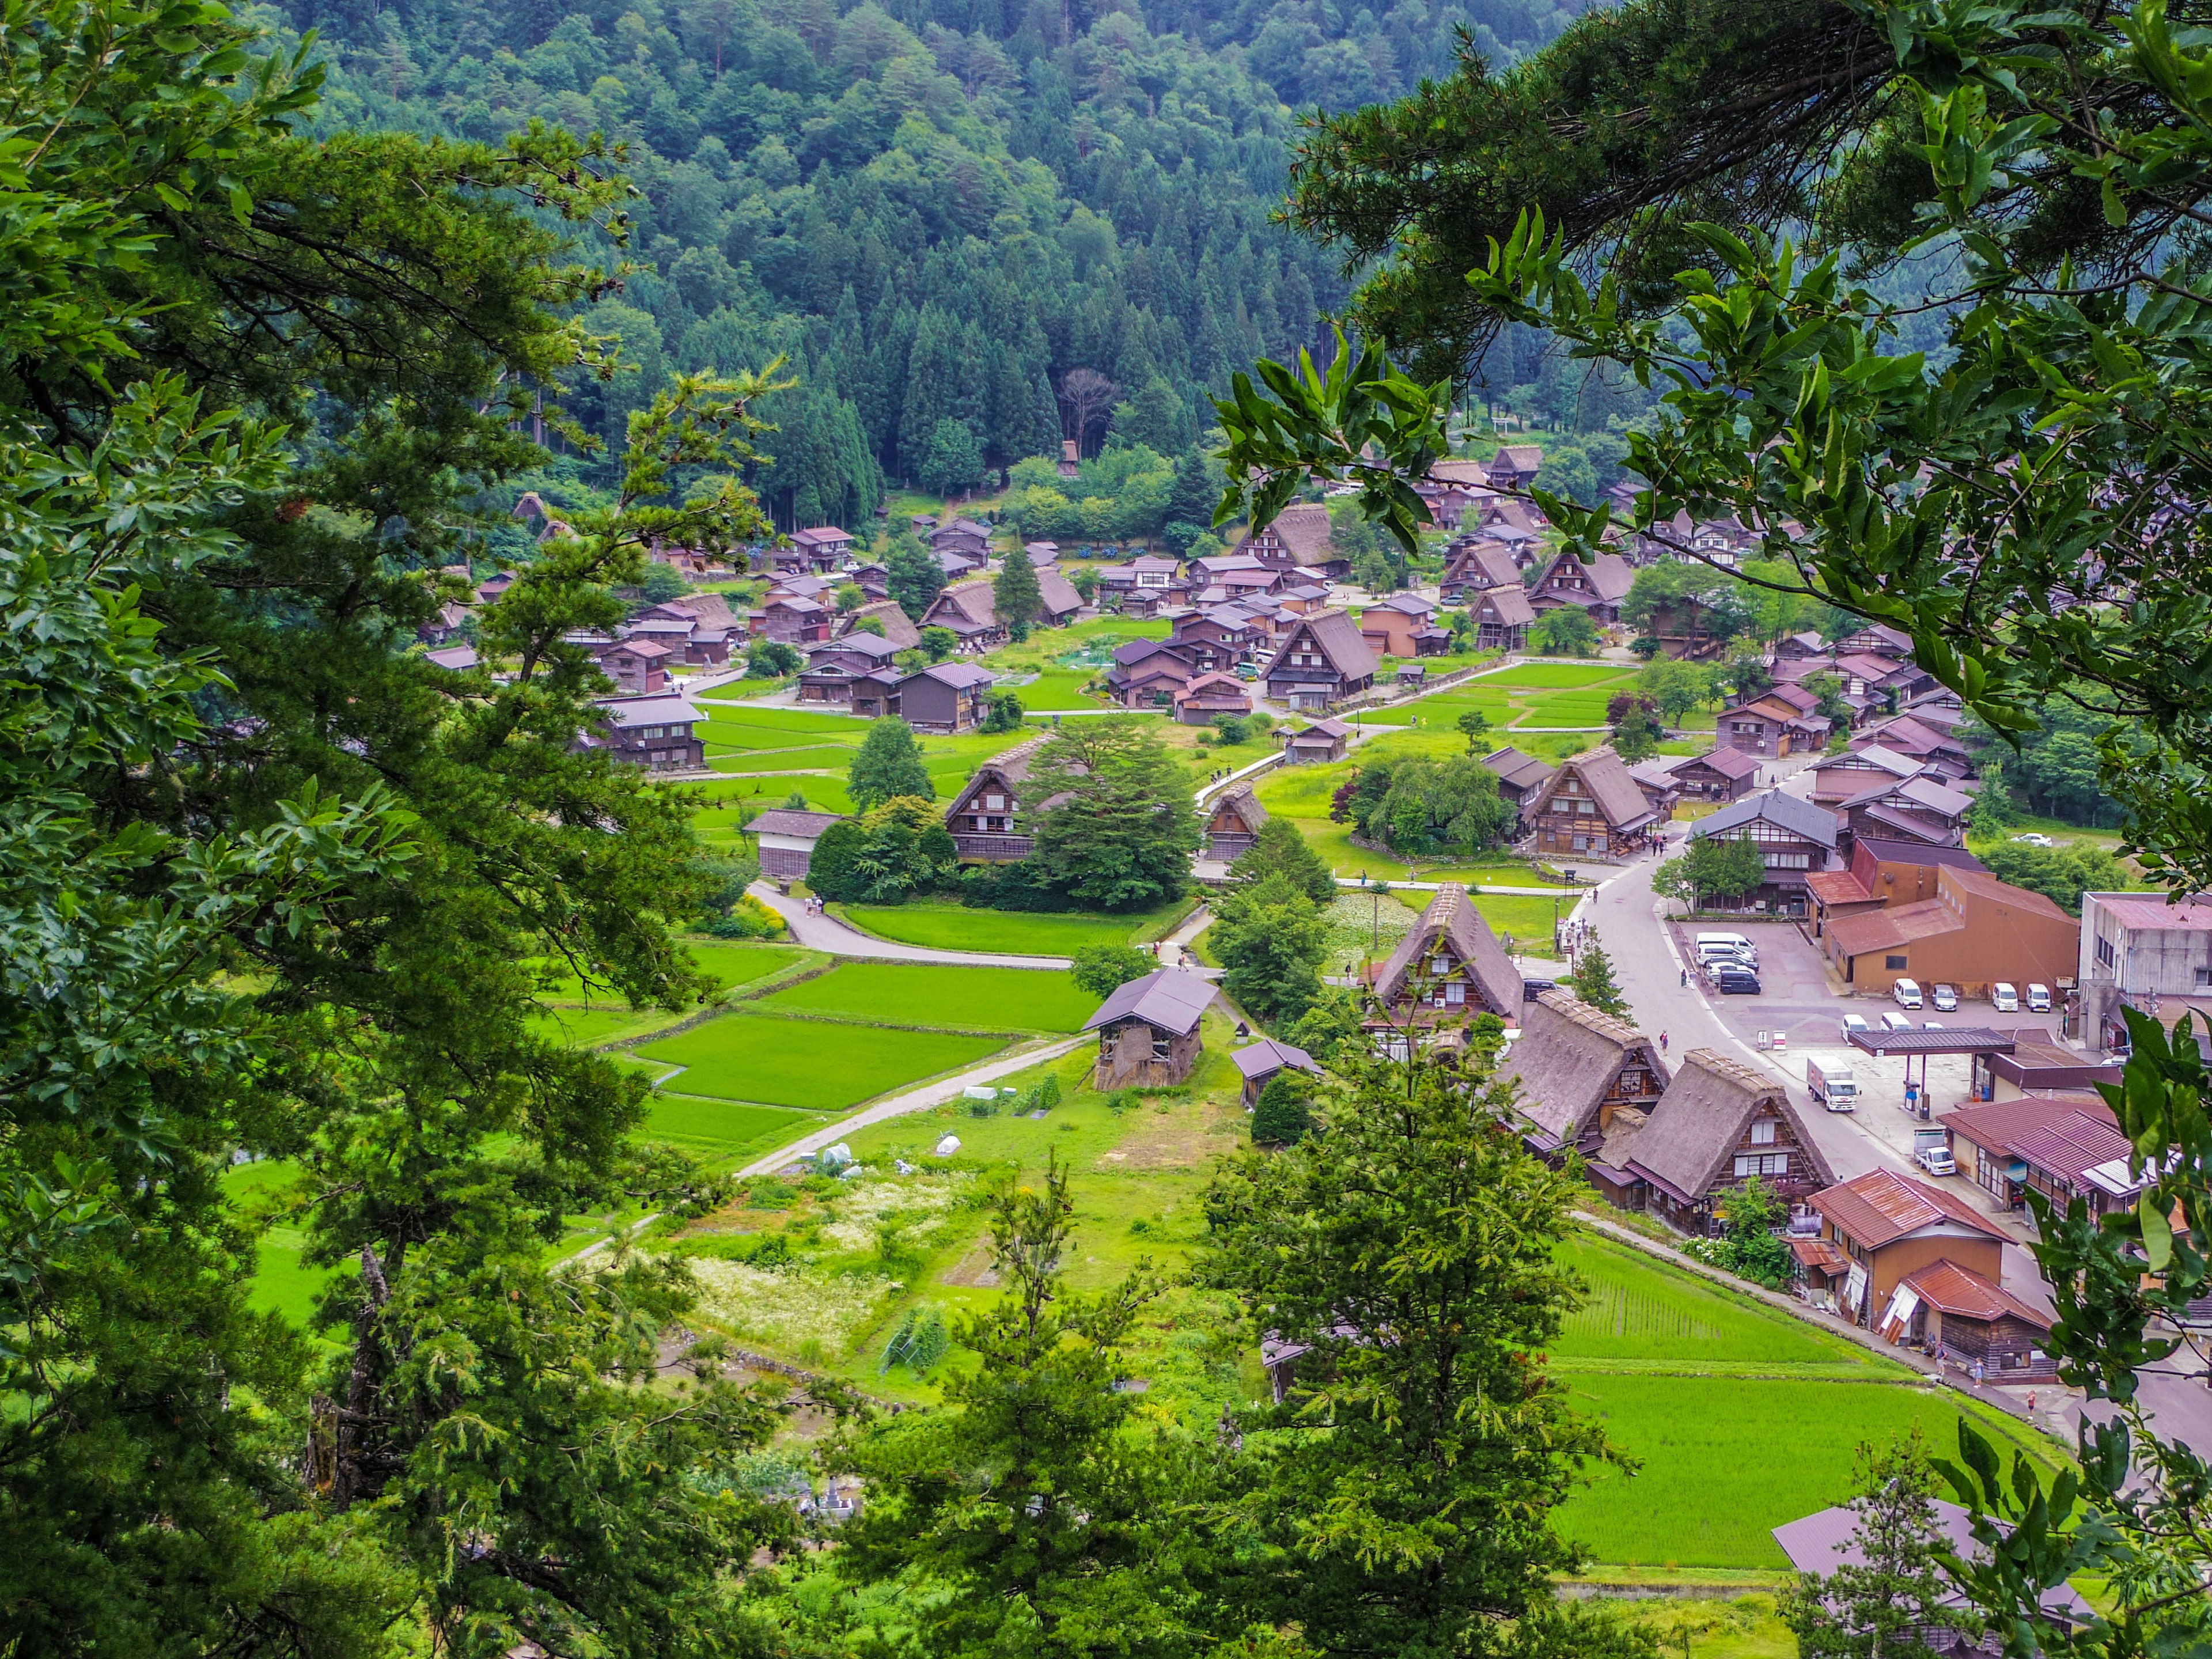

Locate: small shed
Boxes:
[1280,717,1351,765]
[749,809,844,880]
[1082,968,1217,1089]
[1232,1037,1321,1107]
[1395,664,1427,687]
[1894,1259,2058,1379]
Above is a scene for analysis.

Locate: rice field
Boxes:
[635,1010,1006,1111]
[641,1096,823,1160]
[1552,1236,1874,1368]
[835,903,1172,955]
[757,961,1099,1033]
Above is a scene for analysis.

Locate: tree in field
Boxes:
[847,717,935,809]
[920,626,959,662]
[1684,835,1768,910]
[1781,1429,1967,1659]
[994,543,1043,641]
[1199,1043,1639,1658]
[1069,942,1155,999]
[1456,708,1493,752]
[886,529,946,623]
[1637,658,1705,728]
[641,560,691,602]
[1229,817,1339,904]
[1025,717,1202,910]
[1251,1073,1313,1145]
[1568,936,1630,1019]
[830,1157,1203,1657]
[980,689,1026,732]
[806,799,960,904]
[1213,870,1331,1027]
[747,638,802,677]
[1356,756,1517,858]
[1528,607,1599,657]
[1606,692,1665,762]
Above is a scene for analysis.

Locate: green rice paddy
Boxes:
[834,903,1174,956]
[635,1009,1005,1112]
[756,961,1099,1033]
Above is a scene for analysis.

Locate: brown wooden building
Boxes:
[1264,609,1378,711]
[1685,790,1842,915]
[1203,786,1268,860]
[1083,968,1217,1088]
[1520,746,1659,862]
[1231,1036,1321,1107]
[750,808,843,881]
[1666,746,1761,803]
[942,739,1044,862]
[1528,547,1634,623]
[1369,885,1524,1029]
[1502,991,1672,1181]
[1281,717,1351,764]
[582,694,704,771]
[1609,1048,1836,1230]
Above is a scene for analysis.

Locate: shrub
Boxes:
[1251,1073,1312,1146]
[704,893,786,939]
[1070,942,1156,998]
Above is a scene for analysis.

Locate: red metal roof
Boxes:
[2007,1112,2133,1185]
[1900,1259,2051,1328]
[2089,892,2212,930]
[1812,1168,2007,1249]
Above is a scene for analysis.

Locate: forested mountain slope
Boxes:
[261,0,1590,530]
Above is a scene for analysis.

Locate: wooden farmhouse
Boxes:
[1521,746,1659,862]
[796,634,903,704]
[1479,746,1556,828]
[1833,774,1974,849]
[1485,444,1544,491]
[789,525,854,569]
[840,600,921,651]
[598,637,675,695]
[1686,790,1842,916]
[1439,535,1521,601]
[1263,609,1378,712]
[929,517,993,559]
[1279,717,1351,765]
[582,695,704,771]
[1718,683,1830,756]
[1602,1048,1836,1231]
[1370,885,1524,1031]
[1666,745,1762,804]
[756,592,834,646]
[750,809,843,881]
[1358,593,1452,657]
[1467,583,1536,651]
[1238,502,1352,580]
[1172,672,1253,725]
[1528,547,1634,624]
[1106,637,1196,709]
[1232,1036,1321,1107]
[899,661,996,734]
[942,739,1046,862]
[1502,991,1671,1176]
[1083,968,1218,1088]
[919,579,1007,653]
[1202,786,1268,860]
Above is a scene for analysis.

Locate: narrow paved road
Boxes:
[751,884,1073,968]
[737,1034,1090,1176]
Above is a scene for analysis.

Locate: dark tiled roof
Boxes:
[1694,789,1840,848]
[748,809,843,838]
[1482,745,1556,793]
[1232,1037,1320,1082]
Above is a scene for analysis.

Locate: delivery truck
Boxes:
[1806,1056,1858,1112]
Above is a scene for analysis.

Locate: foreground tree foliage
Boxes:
[1219,0,2212,1644]
[1199,1040,1653,1659]
[0,3,812,1651]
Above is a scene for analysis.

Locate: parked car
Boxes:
[1880,1011,1915,1032]
[2027,982,2052,1012]
[1892,977,1924,1010]
[1991,981,2020,1012]
[1840,1013,1872,1039]
[1925,1021,1946,1030]
[1931,983,1959,1012]
[1711,967,1762,995]
[1915,1144,1959,1177]
[2011,832,2055,847]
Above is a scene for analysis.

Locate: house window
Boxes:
[2096,936,2116,969]
[1571,835,1587,851]
[1444,982,1464,1006]
[2198,966,2212,990]
[986,793,1005,809]
[1733,1153,1792,1177]
[1885,955,1908,970]
[1751,1119,1777,1146]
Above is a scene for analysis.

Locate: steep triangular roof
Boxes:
[1279,609,1379,680]
[842,600,921,650]
[1036,566,1083,616]
[1523,746,1657,834]
[1501,990,1671,1146]
[1372,885,1523,1017]
[1629,1048,1836,1201]
[1208,785,1269,835]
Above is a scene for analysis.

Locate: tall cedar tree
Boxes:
[1568,937,1630,1018]
[994,545,1044,640]
[887,531,948,624]
[1229,817,1340,904]
[0,5,810,1650]
[1251,1073,1313,1145]
[1780,1430,1969,1659]
[1024,717,1202,910]
[1199,1043,1653,1659]
[828,1157,1214,1658]
[847,717,936,808]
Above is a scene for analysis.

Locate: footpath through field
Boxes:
[750,884,1074,968]
[735,1032,1090,1176]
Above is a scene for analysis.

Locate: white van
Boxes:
[2027,983,2052,1012]
[1991,982,2019,1013]
[1892,978,1923,1010]
[1696,933,1755,955]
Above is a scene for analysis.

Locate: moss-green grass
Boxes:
[1553,1235,1879,1369]
[834,903,1171,955]
[642,1096,826,1161]
[531,943,805,1004]
[635,1010,1006,1111]
[757,961,1099,1033]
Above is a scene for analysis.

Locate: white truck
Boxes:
[1806,1056,1859,1112]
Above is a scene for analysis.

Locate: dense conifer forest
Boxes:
[259,0,1599,529]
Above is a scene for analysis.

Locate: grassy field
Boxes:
[1554,1236,1881,1369]
[635,1009,1007,1112]
[834,903,1182,955]
[758,961,1099,1033]
[531,942,805,1005]
[642,1095,825,1161]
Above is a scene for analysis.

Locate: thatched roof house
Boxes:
[1501,990,1670,1162]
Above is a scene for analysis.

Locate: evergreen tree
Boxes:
[1025,717,1202,910]
[886,531,947,623]
[1229,817,1339,904]
[1070,942,1156,999]
[1251,1073,1313,1145]
[1214,871,1331,1027]
[1781,1430,1964,1659]
[1568,937,1630,1019]
[846,718,935,809]
[994,543,1043,640]
[917,415,984,497]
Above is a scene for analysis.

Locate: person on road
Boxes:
[1660,1031,1669,1052]
[1680,967,1688,987]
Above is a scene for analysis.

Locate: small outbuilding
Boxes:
[1279,717,1351,764]
[1082,968,1218,1089]
[1203,785,1269,861]
[749,809,844,880]
[1232,1037,1321,1107]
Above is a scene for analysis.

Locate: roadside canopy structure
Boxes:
[1845,1027,2017,1117]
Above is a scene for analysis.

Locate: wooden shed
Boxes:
[1082,968,1217,1089]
